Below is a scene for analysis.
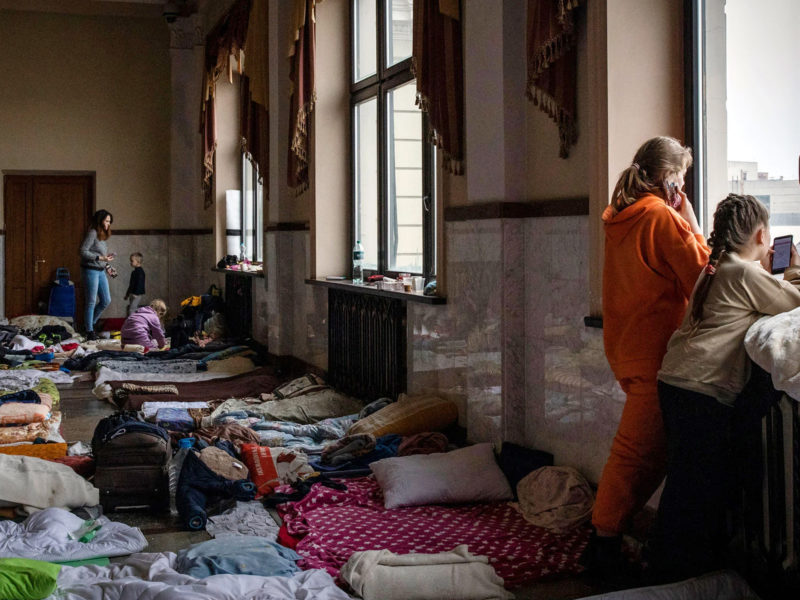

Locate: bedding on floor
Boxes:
[0,453,98,511]
[206,389,364,426]
[44,552,353,600]
[109,366,281,409]
[0,508,147,561]
[277,476,590,588]
[93,359,257,402]
[211,414,357,454]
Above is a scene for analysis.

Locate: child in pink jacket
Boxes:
[121,299,168,350]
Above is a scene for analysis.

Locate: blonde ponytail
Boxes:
[611,136,693,212]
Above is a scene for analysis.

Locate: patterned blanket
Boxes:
[277,477,589,588]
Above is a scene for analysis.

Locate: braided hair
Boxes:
[688,193,770,327]
[611,136,693,212]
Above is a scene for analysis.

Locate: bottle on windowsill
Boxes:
[352,240,364,285]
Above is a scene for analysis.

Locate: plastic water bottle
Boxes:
[168,438,194,516]
[352,240,364,284]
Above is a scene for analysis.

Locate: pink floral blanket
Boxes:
[277,477,589,588]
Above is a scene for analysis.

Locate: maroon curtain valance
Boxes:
[526,0,579,159]
[287,0,319,191]
[412,0,465,175]
[200,0,254,206]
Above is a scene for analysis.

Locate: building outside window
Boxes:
[693,0,800,238]
[352,0,436,278]
[227,154,263,263]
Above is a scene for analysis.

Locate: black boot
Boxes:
[579,529,642,590]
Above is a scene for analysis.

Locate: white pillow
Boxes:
[370,443,513,509]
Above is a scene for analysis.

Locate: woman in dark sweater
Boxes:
[79,210,114,339]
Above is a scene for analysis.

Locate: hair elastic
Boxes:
[632,162,640,170]
[704,263,716,275]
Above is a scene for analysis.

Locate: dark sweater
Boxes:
[126,267,146,296]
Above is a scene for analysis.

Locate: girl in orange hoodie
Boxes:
[583,137,711,576]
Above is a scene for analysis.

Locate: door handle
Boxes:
[34,258,46,273]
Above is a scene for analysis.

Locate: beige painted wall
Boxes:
[607,0,685,186]
[310,0,349,277]
[214,76,242,260]
[0,9,170,228]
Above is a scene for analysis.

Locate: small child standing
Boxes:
[649,194,800,582]
[121,299,168,350]
[125,252,146,316]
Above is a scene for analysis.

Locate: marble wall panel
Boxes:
[261,230,326,368]
[407,220,504,444]
[523,216,624,483]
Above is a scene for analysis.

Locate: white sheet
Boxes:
[48,552,353,600]
[745,307,800,400]
[0,508,147,561]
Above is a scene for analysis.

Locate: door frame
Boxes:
[2,170,96,319]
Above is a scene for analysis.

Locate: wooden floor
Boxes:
[56,378,602,598]
[58,378,214,554]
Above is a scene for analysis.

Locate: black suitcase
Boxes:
[92,416,171,512]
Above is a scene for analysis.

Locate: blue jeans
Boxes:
[82,268,110,332]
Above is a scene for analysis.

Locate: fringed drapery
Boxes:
[526,0,579,159]
[242,0,269,186]
[200,0,253,206]
[241,75,269,185]
[287,0,320,191]
[412,0,465,175]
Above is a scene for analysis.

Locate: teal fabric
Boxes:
[175,535,300,578]
[0,558,61,600]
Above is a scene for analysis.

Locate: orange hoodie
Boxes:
[602,195,710,379]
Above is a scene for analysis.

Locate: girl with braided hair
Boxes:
[649,193,800,582]
[585,136,711,578]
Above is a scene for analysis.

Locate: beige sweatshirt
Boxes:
[658,252,800,405]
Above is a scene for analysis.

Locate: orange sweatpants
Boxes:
[592,373,667,534]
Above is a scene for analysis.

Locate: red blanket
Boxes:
[278,477,589,588]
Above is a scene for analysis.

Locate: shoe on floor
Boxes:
[579,530,643,591]
[85,331,98,341]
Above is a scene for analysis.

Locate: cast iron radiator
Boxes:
[327,288,407,401]
[735,395,800,596]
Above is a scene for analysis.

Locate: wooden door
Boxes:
[4,175,92,322]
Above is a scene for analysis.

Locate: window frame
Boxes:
[240,153,263,263]
[350,0,436,280]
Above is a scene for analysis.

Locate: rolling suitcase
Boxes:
[48,267,76,322]
[92,413,171,512]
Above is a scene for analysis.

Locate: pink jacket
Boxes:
[121,306,166,349]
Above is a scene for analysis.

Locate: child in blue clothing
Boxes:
[125,252,146,316]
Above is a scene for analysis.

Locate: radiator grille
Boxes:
[327,288,406,401]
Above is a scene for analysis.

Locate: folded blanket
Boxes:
[340,545,513,600]
[0,411,62,445]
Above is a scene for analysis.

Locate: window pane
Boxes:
[386,0,413,68]
[387,80,423,273]
[353,0,377,82]
[243,157,255,260]
[705,0,800,241]
[355,97,379,270]
[256,166,263,262]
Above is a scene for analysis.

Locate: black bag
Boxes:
[93,413,171,512]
